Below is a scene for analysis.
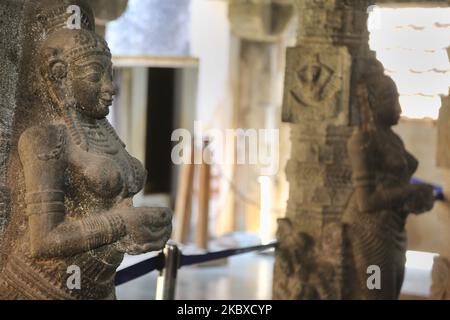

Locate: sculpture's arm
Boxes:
[348,130,433,214]
[18,125,128,258]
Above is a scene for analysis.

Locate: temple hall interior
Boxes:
[0,0,450,301]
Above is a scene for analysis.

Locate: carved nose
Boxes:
[395,101,402,116]
[102,83,116,99]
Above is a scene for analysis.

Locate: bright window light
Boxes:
[258,176,272,245]
[369,8,450,120]
[405,250,438,271]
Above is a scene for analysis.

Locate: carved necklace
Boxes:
[64,107,143,196]
[64,108,119,155]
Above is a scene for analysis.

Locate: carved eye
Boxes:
[50,61,67,80]
[83,64,104,83]
[86,72,102,83]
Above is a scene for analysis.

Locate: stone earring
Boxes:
[49,60,67,82]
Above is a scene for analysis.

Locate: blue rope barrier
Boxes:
[115,241,277,286]
[180,242,277,267]
[411,177,444,201]
[115,253,165,286]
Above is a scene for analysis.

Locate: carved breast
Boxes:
[376,130,417,184]
[81,155,124,198]
[65,116,146,200]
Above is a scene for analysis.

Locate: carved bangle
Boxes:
[25,191,65,216]
[352,175,375,188]
[26,202,65,216]
[81,215,127,250]
[81,216,111,249]
[106,214,127,241]
[25,190,64,204]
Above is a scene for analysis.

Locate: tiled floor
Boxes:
[116,252,274,300]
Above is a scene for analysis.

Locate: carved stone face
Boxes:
[40,29,115,119]
[369,76,402,127]
[376,79,402,126]
[69,54,115,119]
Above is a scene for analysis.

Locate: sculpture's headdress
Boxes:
[357,59,385,130]
[34,0,95,35]
[63,31,111,62]
[33,0,111,62]
[357,58,399,130]
[41,29,112,68]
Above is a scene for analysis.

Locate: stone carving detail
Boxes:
[430,256,450,300]
[274,218,337,300]
[295,0,371,46]
[0,0,171,300]
[274,120,353,299]
[434,45,450,301]
[437,46,450,168]
[274,0,434,300]
[437,94,450,168]
[342,59,434,299]
[282,47,351,124]
[290,54,340,108]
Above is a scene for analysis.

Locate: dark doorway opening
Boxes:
[144,68,176,195]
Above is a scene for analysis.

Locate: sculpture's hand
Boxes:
[404,184,435,214]
[117,207,172,255]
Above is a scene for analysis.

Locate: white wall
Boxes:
[190,0,232,126]
[189,0,239,237]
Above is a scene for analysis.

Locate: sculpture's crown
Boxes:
[35,1,111,62]
[63,30,111,62]
[35,0,95,35]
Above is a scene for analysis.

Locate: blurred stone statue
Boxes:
[430,256,450,299]
[0,0,171,300]
[343,59,434,299]
[274,219,336,300]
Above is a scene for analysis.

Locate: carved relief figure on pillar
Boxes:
[274,219,336,300]
[0,0,172,300]
[342,59,435,299]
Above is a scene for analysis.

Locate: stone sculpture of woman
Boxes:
[0,1,171,299]
[343,59,435,299]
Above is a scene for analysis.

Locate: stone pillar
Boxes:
[433,46,450,300]
[226,0,294,236]
[273,0,373,300]
[89,0,128,37]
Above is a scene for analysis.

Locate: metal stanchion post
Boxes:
[156,242,181,300]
